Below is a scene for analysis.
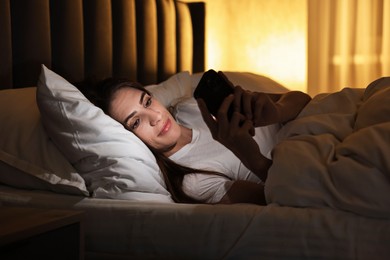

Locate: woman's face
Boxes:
[109,87,182,153]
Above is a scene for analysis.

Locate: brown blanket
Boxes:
[265,77,390,218]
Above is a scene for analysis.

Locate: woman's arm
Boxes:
[219,180,266,205]
[234,86,312,127]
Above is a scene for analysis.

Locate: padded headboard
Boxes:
[0,0,205,89]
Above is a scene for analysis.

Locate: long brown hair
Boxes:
[82,77,228,203]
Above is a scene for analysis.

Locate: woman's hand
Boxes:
[197,96,270,181]
[232,86,282,127]
[197,94,256,150]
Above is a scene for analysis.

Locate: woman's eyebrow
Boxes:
[123,91,147,126]
[139,92,147,105]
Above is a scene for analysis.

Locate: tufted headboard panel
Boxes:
[0,0,205,89]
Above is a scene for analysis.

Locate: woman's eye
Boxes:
[130,118,140,131]
[144,96,152,108]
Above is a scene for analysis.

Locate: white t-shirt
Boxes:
[169,123,280,203]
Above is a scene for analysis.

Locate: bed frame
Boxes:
[0,0,205,89]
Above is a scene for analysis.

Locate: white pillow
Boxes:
[146,71,192,107]
[0,87,89,196]
[36,65,185,202]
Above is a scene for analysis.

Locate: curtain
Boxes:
[308,0,390,96]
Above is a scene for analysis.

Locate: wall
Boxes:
[183,0,307,92]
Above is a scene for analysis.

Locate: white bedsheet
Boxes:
[1,185,390,259]
[266,77,390,219]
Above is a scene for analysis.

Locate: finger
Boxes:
[216,95,235,139]
[218,94,235,115]
[242,119,255,136]
[233,86,244,114]
[216,94,235,128]
[253,93,267,125]
[229,111,245,131]
[241,90,253,120]
[196,98,218,133]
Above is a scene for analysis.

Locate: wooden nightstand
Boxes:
[0,206,84,260]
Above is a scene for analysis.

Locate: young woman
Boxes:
[86,75,311,205]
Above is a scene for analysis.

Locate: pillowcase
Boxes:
[146,71,192,107]
[0,87,89,196]
[36,65,194,202]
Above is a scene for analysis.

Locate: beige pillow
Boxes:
[0,87,89,196]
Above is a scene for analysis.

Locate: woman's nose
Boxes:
[148,109,161,126]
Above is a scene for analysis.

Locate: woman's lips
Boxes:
[159,118,171,136]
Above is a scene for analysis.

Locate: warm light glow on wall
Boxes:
[183,0,307,92]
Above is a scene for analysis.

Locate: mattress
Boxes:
[1,184,390,259]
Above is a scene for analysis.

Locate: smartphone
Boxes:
[193,69,235,119]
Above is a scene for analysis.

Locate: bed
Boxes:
[1,0,390,259]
